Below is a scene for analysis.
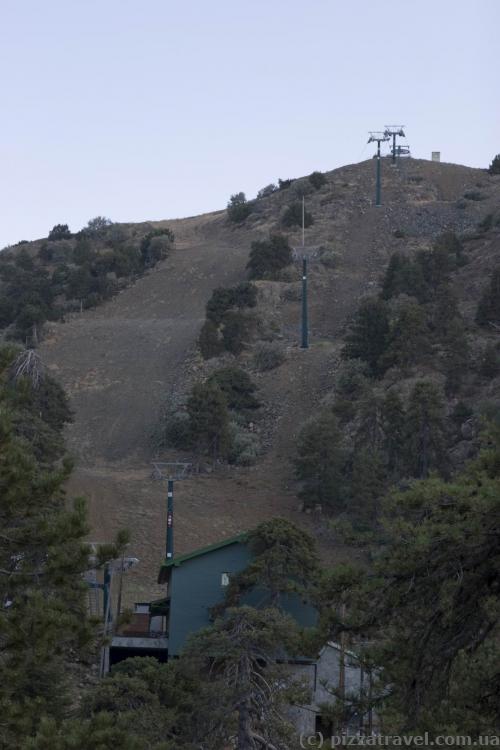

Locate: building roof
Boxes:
[157,532,248,583]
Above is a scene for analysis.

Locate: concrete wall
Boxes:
[288,644,367,736]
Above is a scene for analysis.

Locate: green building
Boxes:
[110,532,316,665]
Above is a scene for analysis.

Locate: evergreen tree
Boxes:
[208,367,260,411]
[342,298,390,376]
[380,252,427,302]
[476,267,500,327]
[441,317,469,396]
[224,518,319,609]
[0,411,91,745]
[404,381,448,478]
[345,431,500,733]
[295,412,346,511]
[381,302,431,373]
[348,448,386,528]
[381,390,406,476]
[187,381,231,460]
[488,153,500,174]
[179,606,304,750]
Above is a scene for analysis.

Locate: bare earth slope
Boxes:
[40,159,498,603]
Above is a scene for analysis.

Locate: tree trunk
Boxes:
[237,697,254,749]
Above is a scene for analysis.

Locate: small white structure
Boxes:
[289,642,376,737]
[431,151,441,162]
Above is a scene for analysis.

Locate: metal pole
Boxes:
[301,257,308,349]
[376,140,382,206]
[392,133,397,165]
[166,479,174,559]
[103,563,111,624]
[302,196,305,247]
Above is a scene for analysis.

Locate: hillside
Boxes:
[29,157,500,604]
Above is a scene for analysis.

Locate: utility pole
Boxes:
[384,125,405,165]
[368,131,390,206]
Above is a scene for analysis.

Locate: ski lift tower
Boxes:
[368,131,390,206]
[151,462,192,561]
[384,126,406,166]
[291,196,321,349]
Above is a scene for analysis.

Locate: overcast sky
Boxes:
[0,0,498,248]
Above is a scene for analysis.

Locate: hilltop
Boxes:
[6,156,498,604]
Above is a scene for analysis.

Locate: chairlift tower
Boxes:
[151,462,191,560]
[384,125,406,165]
[368,132,390,206]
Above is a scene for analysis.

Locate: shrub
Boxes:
[208,367,259,411]
[227,192,252,223]
[247,233,292,280]
[393,229,406,239]
[199,320,224,359]
[278,178,294,190]
[73,236,95,265]
[281,202,313,229]
[463,190,484,201]
[227,422,260,465]
[140,228,174,267]
[38,243,54,262]
[221,311,252,355]
[480,343,500,378]
[488,154,500,175]
[478,214,494,233]
[257,184,278,199]
[253,342,286,371]
[308,171,327,190]
[206,283,257,324]
[164,411,193,450]
[48,224,71,241]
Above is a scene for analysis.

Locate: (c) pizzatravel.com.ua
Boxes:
[299,734,500,748]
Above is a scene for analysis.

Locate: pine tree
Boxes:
[0,410,91,745]
[227,518,319,609]
[342,298,390,376]
[295,412,346,511]
[476,267,500,327]
[381,302,431,373]
[179,606,304,749]
[381,390,406,476]
[187,381,231,460]
[347,430,500,732]
[488,153,500,174]
[380,252,427,301]
[349,448,386,528]
[404,381,448,478]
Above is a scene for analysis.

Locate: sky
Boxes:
[0,0,498,248]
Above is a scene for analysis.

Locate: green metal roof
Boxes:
[157,532,248,583]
